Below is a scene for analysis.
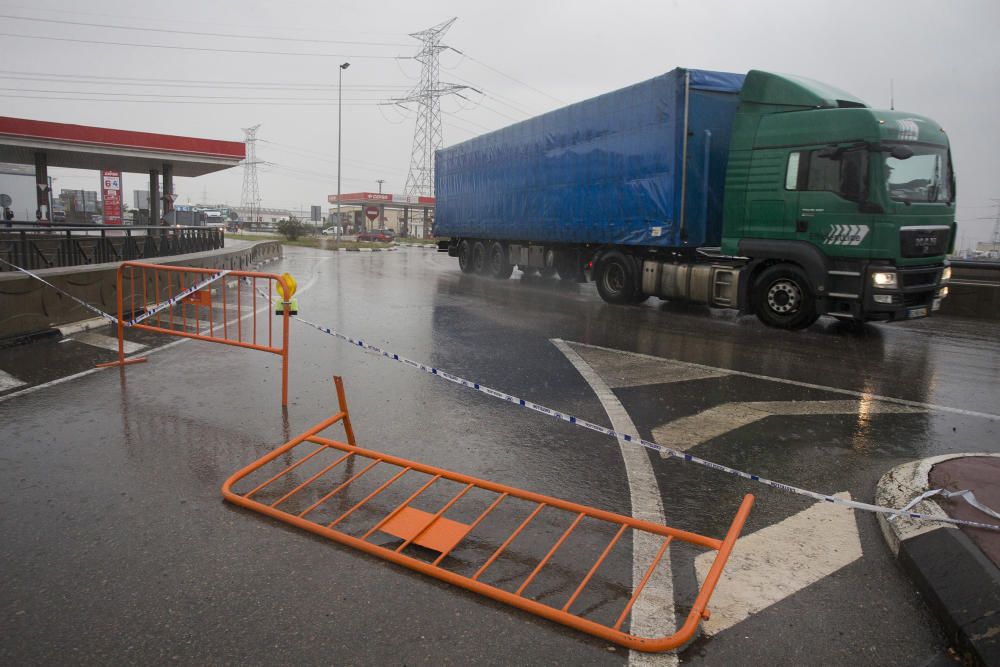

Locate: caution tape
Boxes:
[0,257,230,328]
[1,257,118,324]
[125,270,230,326]
[291,314,1000,533]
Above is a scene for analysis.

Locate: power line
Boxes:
[0,13,413,47]
[450,48,566,105]
[0,70,409,91]
[0,86,398,102]
[0,32,403,58]
[0,93,385,106]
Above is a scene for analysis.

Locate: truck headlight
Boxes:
[937,286,949,298]
[941,266,951,282]
[872,271,898,288]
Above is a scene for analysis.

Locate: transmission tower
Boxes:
[240,124,262,227]
[394,18,470,197]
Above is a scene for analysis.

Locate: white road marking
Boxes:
[567,344,728,389]
[70,330,147,354]
[564,341,1000,421]
[0,369,26,392]
[552,339,677,667]
[653,400,923,454]
[694,492,862,635]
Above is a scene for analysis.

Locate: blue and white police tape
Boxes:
[125,270,230,326]
[290,313,1000,533]
[0,256,118,324]
[0,257,230,328]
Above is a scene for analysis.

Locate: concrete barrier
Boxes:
[0,241,281,342]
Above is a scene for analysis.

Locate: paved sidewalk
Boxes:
[876,454,1000,667]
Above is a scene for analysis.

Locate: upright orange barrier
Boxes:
[96,260,293,406]
[223,377,754,651]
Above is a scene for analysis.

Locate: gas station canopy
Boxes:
[0,116,245,177]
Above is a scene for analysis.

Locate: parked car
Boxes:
[357,229,393,242]
[321,226,341,235]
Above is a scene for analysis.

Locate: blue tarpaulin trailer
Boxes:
[434,68,745,248]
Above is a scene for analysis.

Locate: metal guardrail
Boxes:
[0,221,224,271]
[950,259,1000,284]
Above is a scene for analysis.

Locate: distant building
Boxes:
[0,162,36,220]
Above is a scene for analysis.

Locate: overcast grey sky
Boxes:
[3,0,998,244]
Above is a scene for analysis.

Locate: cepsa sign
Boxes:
[101,169,123,225]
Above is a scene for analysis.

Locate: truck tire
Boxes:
[472,241,488,274]
[595,251,641,304]
[458,240,475,273]
[752,264,819,329]
[487,241,513,279]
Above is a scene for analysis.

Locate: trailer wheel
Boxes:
[752,264,819,330]
[487,241,513,279]
[458,240,475,273]
[471,241,488,274]
[595,251,641,304]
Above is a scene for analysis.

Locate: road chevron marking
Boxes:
[552,339,678,667]
[0,369,26,392]
[694,492,862,635]
[653,400,923,454]
[564,341,1000,421]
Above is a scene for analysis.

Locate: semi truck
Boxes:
[434,68,955,329]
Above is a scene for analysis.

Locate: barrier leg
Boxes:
[96,267,147,369]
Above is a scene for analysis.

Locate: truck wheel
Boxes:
[471,241,488,274]
[595,252,641,304]
[458,240,475,273]
[487,241,513,279]
[752,264,819,329]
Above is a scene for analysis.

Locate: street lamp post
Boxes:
[336,62,350,241]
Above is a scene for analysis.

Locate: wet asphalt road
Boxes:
[1,245,998,666]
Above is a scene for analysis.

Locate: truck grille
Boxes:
[903,291,933,307]
[900,228,950,258]
[900,269,939,288]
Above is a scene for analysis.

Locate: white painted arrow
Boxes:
[653,400,923,455]
[694,492,862,635]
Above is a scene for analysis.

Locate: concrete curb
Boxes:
[876,454,1000,667]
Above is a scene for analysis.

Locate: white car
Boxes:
[321,227,341,235]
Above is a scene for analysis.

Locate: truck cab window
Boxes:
[884,144,952,204]
[786,148,867,202]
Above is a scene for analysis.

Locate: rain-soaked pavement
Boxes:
[1,245,998,666]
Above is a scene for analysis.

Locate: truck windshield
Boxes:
[884,144,952,204]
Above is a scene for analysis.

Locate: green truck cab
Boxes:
[723,71,954,328]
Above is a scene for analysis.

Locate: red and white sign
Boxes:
[101,169,122,225]
[365,206,379,221]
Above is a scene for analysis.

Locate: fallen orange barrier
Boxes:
[223,377,753,651]
[96,261,293,406]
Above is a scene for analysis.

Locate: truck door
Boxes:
[787,146,872,258]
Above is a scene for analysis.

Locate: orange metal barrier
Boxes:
[223,377,754,652]
[96,260,292,406]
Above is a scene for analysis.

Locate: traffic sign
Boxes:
[365,206,379,221]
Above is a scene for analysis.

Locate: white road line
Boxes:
[0,369,26,392]
[70,330,147,354]
[0,258,329,405]
[652,400,923,454]
[567,344,728,389]
[694,492,862,635]
[552,339,677,667]
[566,341,1000,421]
